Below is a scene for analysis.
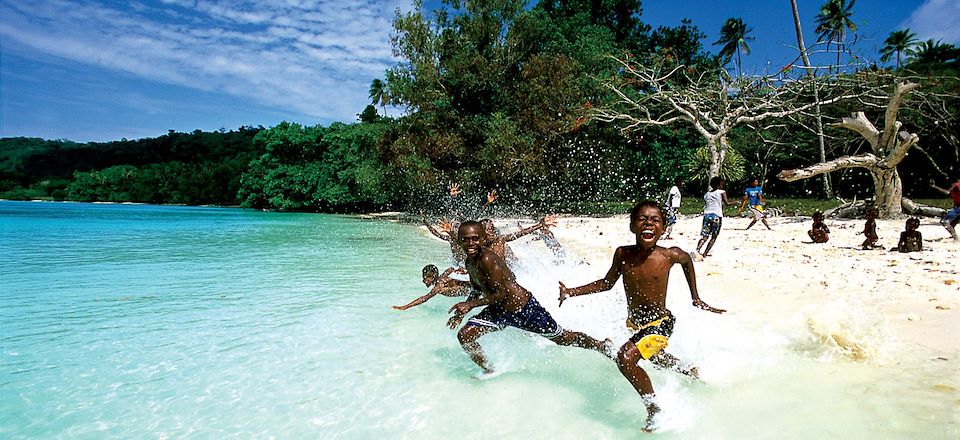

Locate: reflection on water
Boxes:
[0,202,956,439]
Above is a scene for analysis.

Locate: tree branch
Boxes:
[778,153,879,181]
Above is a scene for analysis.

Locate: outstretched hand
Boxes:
[449,182,462,197]
[486,189,498,205]
[693,299,725,314]
[447,314,464,329]
[558,281,570,307]
[541,214,557,228]
[439,217,454,235]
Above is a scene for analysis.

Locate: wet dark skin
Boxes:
[392,267,471,311]
[448,223,611,374]
[558,205,725,432]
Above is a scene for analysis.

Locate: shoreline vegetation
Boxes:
[2,3,957,216]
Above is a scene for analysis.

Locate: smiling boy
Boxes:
[447,221,612,375]
[558,201,725,432]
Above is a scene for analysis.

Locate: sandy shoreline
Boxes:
[545,213,959,366]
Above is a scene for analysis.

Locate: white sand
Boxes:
[547,213,960,364]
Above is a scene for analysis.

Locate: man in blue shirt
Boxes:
[738,178,771,230]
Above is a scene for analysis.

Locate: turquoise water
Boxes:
[1,201,956,439]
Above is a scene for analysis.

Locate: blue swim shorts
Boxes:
[465,295,563,338]
[700,213,722,237]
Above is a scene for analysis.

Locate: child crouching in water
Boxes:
[808,211,830,243]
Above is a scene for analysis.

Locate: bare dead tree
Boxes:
[778,74,955,218]
[592,58,860,183]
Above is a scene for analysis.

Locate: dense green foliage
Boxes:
[1,128,263,204]
[2,0,957,214]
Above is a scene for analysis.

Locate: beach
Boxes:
[546,212,959,374]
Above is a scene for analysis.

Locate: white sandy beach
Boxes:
[545,213,959,370]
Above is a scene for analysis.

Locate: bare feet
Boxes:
[641,403,661,432]
[601,338,616,359]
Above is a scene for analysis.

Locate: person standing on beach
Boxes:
[929,176,960,240]
[696,177,738,258]
[447,221,613,376]
[558,201,726,432]
[860,207,881,250]
[663,177,684,240]
[738,178,771,230]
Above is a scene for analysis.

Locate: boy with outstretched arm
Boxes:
[392,265,471,311]
[446,221,612,376]
[558,201,726,432]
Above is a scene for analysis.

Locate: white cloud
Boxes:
[900,0,960,44]
[0,0,411,123]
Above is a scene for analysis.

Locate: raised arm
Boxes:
[671,248,725,314]
[558,247,624,306]
[502,215,557,242]
[422,213,451,241]
[929,179,950,196]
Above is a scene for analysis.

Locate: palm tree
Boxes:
[815,0,857,69]
[368,78,388,115]
[790,0,832,198]
[880,29,918,69]
[910,39,959,66]
[714,17,754,77]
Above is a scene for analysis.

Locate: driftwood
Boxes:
[901,197,947,218]
[825,197,946,219]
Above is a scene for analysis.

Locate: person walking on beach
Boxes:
[663,177,684,239]
[861,207,881,250]
[738,178,771,230]
[929,176,960,240]
[392,265,472,311]
[696,177,738,258]
[558,201,726,432]
[446,221,612,376]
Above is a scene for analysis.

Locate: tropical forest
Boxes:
[2,0,957,218]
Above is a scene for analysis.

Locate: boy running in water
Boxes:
[447,221,612,376]
[558,201,726,432]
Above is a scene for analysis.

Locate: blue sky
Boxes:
[1,0,957,142]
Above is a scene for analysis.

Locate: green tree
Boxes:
[369,78,388,114]
[714,17,753,77]
[880,29,917,69]
[815,0,857,69]
[909,39,959,66]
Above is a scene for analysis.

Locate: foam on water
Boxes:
[1,203,957,439]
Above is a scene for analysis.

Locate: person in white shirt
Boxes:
[662,177,684,239]
[695,177,737,258]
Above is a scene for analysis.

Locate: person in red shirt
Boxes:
[930,176,960,240]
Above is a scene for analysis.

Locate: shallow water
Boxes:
[1,201,956,439]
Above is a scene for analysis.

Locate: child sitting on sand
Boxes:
[392,265,471,311]
[890,218,923,253]
[558,201,725,432]
[807,211,830,243]
[860,207,881,250]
